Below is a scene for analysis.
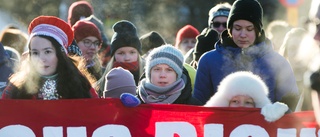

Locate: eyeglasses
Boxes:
[212,22,227,28]
[81,39,101,48]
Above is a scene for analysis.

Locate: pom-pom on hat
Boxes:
[68,1,93,26]
[28,16,74,54]
[175,25,199,48]
[139,31,166,54]
[145,44,184,82]
[103,67,136,98]
[110,20,141,56]
[204,71,271,108]
[227,0,263,33]
[72,20,102,44]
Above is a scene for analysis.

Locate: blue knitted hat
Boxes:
[145,44,184,82]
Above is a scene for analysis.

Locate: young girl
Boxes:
[96,20,144,96]
[72,20,103,81]
[2,16,98,99]
[136,44,200,105]
[205,71,289,122]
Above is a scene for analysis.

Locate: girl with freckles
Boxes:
[136,44,200,105]
[2,16,98,99]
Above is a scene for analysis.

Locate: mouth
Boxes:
[157,82,168,86]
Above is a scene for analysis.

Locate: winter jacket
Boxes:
[193,31,299,105]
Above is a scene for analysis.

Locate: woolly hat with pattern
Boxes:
[72,20,102,44]
[208,2,231,27]
[227,0,263,33]
[103,67,136,98]
[145,44,184,82]
[174,25,200,48]
[28,16,74,54]
[204,71,271,108]
[68,1,93,26]
[110,20,141,56]
[139,31,166,54]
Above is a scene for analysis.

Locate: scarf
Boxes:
[138,78,185,104]
[38,74,59,100]
[113,61,139,72]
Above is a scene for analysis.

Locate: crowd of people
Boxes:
[0,0,320,124]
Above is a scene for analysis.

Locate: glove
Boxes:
[120,93,141,107]
[261,102,289,122]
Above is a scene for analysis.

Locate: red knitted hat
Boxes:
[68,1,93,26]
[175,25,200,48]
[72,20,102,44]
[28,16,74,53]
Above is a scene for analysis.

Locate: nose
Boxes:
[159,70,166,78]
[124,54,131,62]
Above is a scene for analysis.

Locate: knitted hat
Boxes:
[110,20,141,56]
[72,20,102,44]
[193,28,219,61]
[204,71,271,108]
[83,15,109,49]
[174,25,200,48]
[103,67,136,98]
[68,1,93,26]
[139,31,166,54]
[227,0,263,33]
[208,2,231,27]
[145,44,184,82]
[28,16,74,54]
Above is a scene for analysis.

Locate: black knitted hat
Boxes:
[227,0,263,33]
[193,28,219,61]
[110,20,141,56]
[139,31,166,54]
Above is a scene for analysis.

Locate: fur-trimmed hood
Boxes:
[205,71,271,108]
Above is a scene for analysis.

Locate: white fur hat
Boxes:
[204,71,271,108]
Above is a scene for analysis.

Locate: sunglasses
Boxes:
[212,22,227,28]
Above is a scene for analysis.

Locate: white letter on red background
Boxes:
[204,124,223,137]
[67,127,86,137]
[230,124,269,137]
[155,122,196,137]
[277,128,296,137]
[300,128,317,137]
[43,126,62,137]
[92,124,131,137]
[0,125,35,137]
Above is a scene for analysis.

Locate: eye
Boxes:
[45,50,52,54]
[167,68,174,72]
[31,51,38,56]
[247,26,254,31]
[231,100,239,104]
[130,50,137,54]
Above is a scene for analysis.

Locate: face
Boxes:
[98,48,111,67]
[229,95,255,108]
[231,20,256,48]
[114,47,139,63]
[179,38,196,54]
[150,64,177,87]
[77,36,100,62]
[211,16,228,34]
[29,36,58,76]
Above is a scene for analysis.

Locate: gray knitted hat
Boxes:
[145,44,184,82]
[103,67,136,98]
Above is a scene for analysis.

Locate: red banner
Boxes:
[0,98,318,137]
